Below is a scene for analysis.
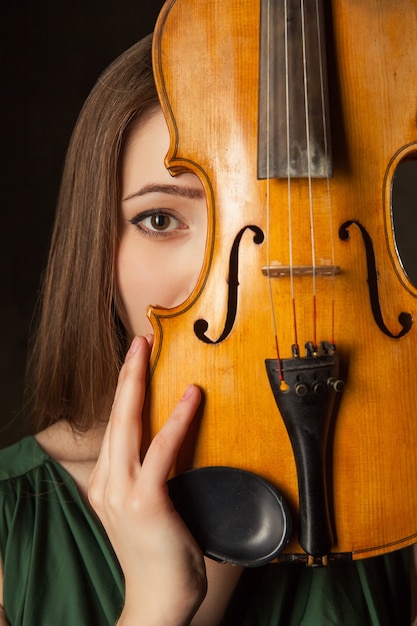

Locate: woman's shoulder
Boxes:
[0,419,105,499]
[0,419,93,479]
[0,423,123,626]
[0,436,47,482]
[33,419,105,498]
[34,418,105,464]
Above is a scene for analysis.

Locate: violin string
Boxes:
[284,0,299,352]
[315,0,337,346]
[300,0,318,347]
[265,0,283,373]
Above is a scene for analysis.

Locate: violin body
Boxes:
[144,0,417,561]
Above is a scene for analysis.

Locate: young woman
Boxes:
[0,33,415,625]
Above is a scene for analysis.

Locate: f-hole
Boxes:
[194,225,264,344]
[339,220,413,338]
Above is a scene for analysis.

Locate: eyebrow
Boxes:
[122,183,205,202]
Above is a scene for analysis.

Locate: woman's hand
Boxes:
[88,335,206,626]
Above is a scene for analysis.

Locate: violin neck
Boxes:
[258,0,332,179]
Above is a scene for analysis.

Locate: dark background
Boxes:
[1,1,164,447]
[1,3,416,448]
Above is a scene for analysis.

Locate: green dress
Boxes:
[0,437,412,625]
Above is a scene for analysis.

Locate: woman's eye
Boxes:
[130,211,184,235]
[144,213,176,231]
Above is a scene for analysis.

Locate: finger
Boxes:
[88,338,140,500]
[111,333,152,407]
[140,384,201,490]
[106,335,150,478]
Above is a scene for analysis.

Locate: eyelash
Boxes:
[129,209,185,238]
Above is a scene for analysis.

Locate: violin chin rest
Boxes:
[168,466,292,567]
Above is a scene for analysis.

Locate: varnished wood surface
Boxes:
[145,0,417,560]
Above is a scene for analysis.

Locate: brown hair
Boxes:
[27,33,160,433]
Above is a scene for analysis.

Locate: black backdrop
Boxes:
[1,1,164,446]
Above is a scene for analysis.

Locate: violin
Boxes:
[143,0,417,565]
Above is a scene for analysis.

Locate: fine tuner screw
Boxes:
[294,378,344,396]
[327,377,344,393]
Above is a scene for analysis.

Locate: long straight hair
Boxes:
[27,34,160,433]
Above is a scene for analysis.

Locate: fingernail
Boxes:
[126,336,141,359]
[145,333,154,349]
[182,384,194,400]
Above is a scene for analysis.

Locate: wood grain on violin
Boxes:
[144,0,417,562]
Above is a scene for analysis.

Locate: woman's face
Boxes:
[117,109,207,337]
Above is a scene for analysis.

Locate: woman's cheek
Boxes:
[116,256,184,336]
[116,230,204,337]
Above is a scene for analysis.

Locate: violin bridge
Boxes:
[262,265,340,277]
